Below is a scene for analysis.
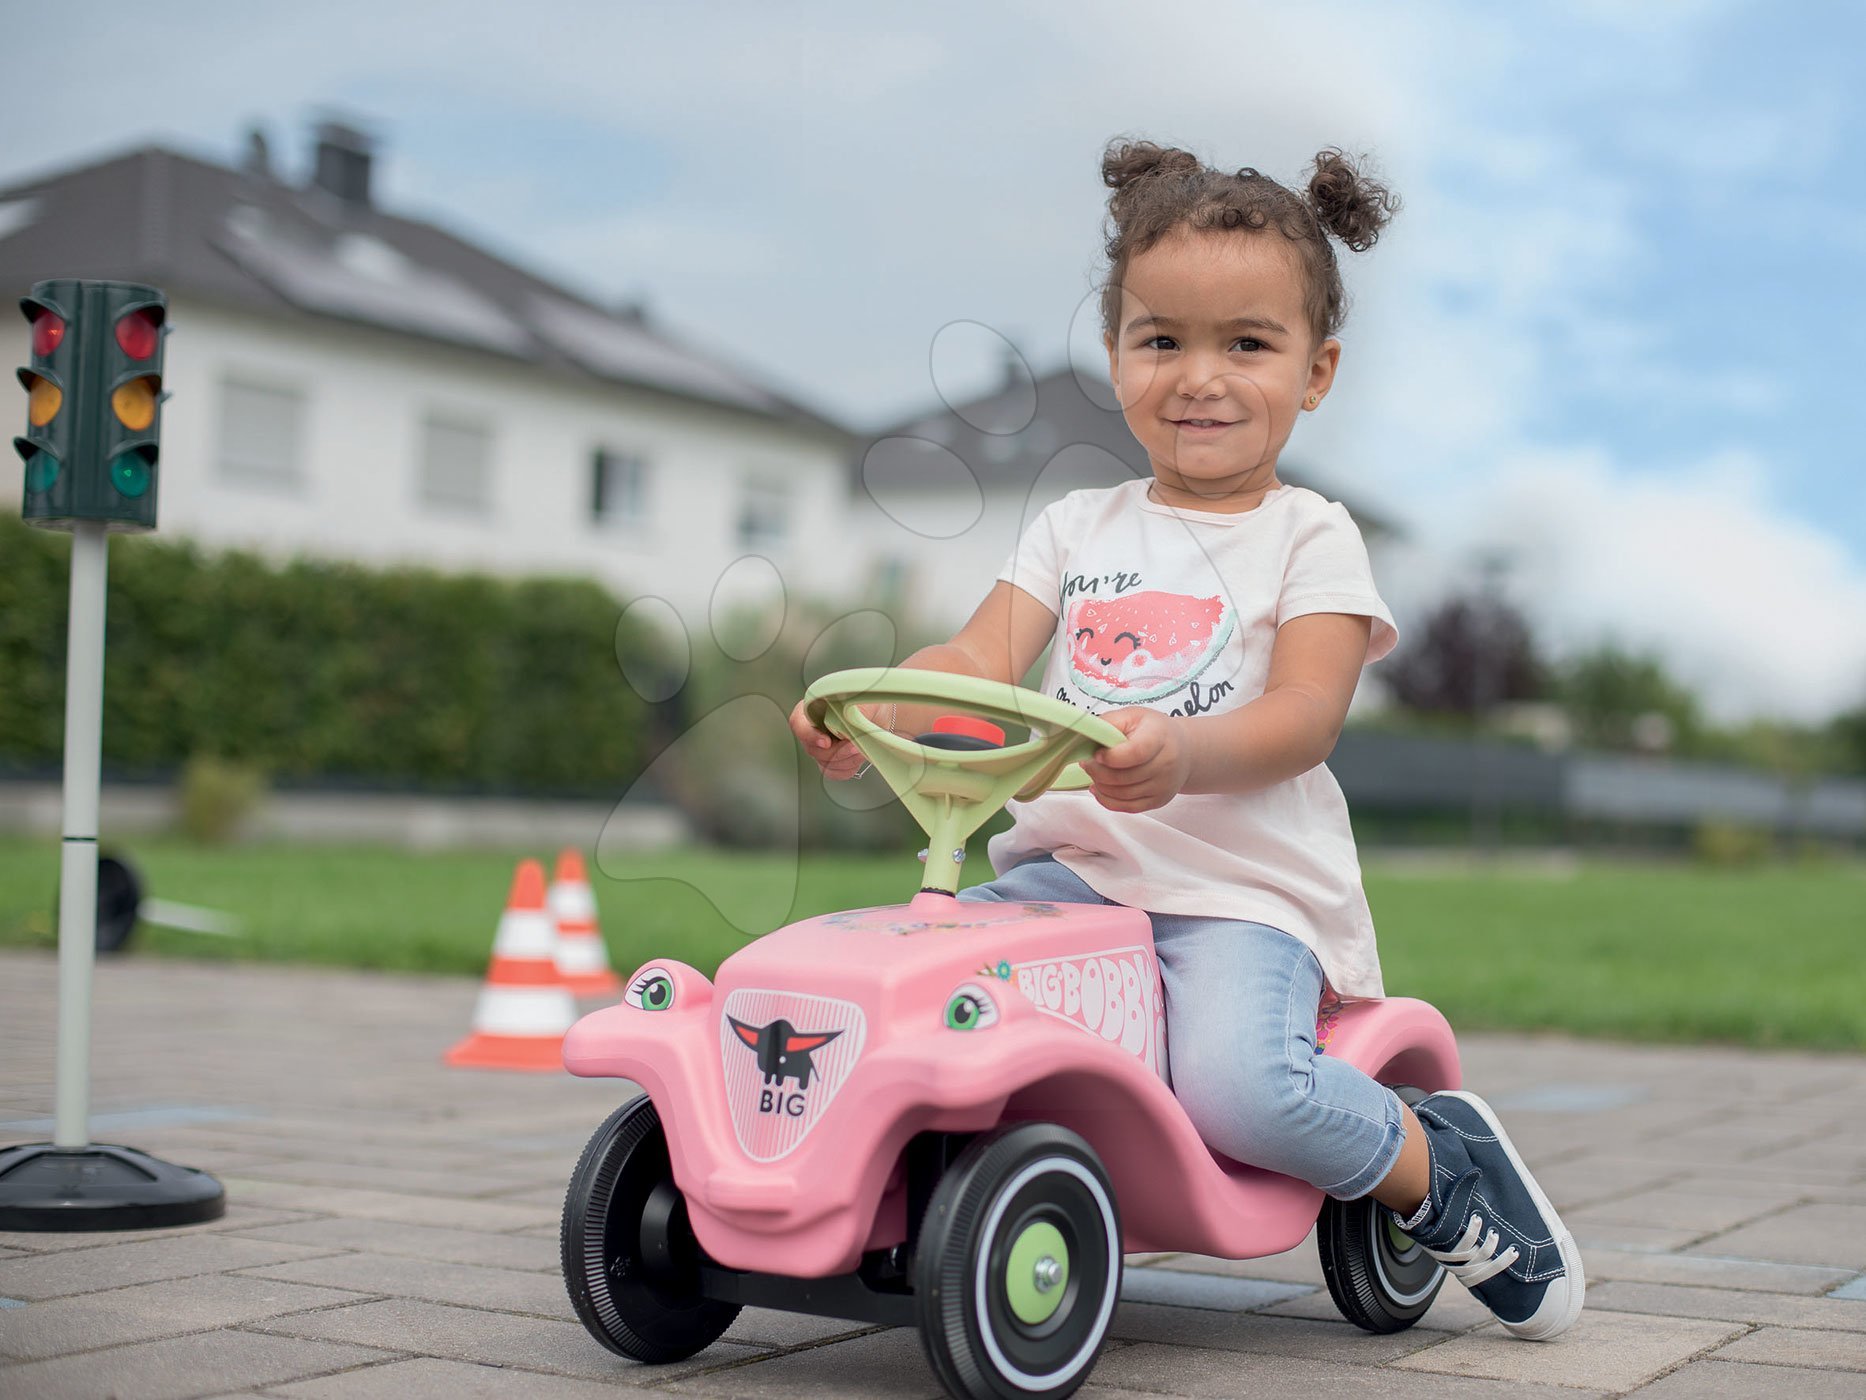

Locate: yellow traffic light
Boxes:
[111,375,158,431]
[22,371,61,427]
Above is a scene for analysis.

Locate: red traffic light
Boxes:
[115,308,161,360]
[29,308,64,358]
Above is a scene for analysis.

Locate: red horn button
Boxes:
[933,715,1006,746]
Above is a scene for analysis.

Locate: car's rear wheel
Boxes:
[561,1094,740,1362]
[1317,1084,1447,1332]
[913,1123,1120,1399]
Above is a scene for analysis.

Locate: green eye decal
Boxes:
[944,983,1000,1031]
[626,968,675,1012]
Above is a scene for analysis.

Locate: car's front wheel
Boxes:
[561,1094,740,1362]
[913,1123,1120,1400]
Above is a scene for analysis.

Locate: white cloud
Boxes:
[1377,445,1866,724]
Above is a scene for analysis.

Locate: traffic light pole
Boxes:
[0,278,224,1231]
[53,520,107,1148]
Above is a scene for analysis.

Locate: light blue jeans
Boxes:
[958,853,1406,1200]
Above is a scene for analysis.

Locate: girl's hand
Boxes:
[789,697,872,781]
[1080,707,1192,813]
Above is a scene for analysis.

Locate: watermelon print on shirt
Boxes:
[1067,591,1236,703]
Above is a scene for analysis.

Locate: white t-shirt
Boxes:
[989,477,1400,999]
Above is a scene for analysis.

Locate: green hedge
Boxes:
[0,514,659,793]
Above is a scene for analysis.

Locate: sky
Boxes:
[6,0,1865,724]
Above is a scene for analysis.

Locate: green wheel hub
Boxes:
[1386,1215,1416,1253]
[1004,1219,1069,1325]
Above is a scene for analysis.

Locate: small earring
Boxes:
[1305,394,1319,408]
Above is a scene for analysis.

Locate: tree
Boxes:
[1825,702,1866,776]
[1380,595,1548,718]
[1555,644,1705,754]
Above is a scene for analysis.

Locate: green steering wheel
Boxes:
[803,667,1124,894]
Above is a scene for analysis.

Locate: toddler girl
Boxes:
[791,140,1582,1340]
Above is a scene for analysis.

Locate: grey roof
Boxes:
[0,145,852,439]
[854,362,1400,540]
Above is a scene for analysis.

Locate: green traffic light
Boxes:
[108,452,148,498]
[24,450,59,493]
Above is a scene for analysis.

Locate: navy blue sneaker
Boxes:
[1390,1089,1585,1340]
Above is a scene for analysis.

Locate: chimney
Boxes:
[241,125,273,181]
[311,120,375,209]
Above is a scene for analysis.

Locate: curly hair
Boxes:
[1097,139,1400,349]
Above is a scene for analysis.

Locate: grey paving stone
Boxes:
[1531,1156,1687,1212]
[1090,1341,1611,1396]
[1688,1203,1866,1270]
[237,1251,571,1319]
[251,1296,763,1383]
[1588,1279,1866,1331]
[0,1233,341,1301]
[0,1328,394,1400]
[1583,1245,1857,1295]
[1567,1183,1809,1236]
[1390,1309,1744,1391]
[231,1158,525,1197]
[1571,1221,1707,1253]
[663,1325,945,1398]
[226,1217,558,1272]
[216,1176,556,1232]
[723,1308,883,1349]
[1625,1358,1866,1397]
[0,1204,320,1253]
[0,1272,368,1362]
[1118,1267,1312,1311]
[1108,1299,1443,1363]
[267,1355,663,1397]
[1709,1325,1866,1370]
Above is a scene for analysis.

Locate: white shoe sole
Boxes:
[1433,1089,1586,1340]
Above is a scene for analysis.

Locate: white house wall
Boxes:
[6,301,861,626]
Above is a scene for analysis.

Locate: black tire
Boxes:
[561,1095,740,1362]
[1317,1084,1447,1333]
[913,1124,1120,1400]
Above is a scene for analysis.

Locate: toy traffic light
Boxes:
[16,278,167,531]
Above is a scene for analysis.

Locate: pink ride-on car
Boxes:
[561,668,1462,1400]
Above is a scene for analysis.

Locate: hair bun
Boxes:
[1305,147,1400,253]
[1101,140,1201,196]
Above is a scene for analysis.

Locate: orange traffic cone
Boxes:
[446,859,577,1071]
[550,848,620,998]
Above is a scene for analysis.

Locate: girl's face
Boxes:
[1104,227,1340,510]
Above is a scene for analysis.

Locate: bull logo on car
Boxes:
[726,1016,843,1092]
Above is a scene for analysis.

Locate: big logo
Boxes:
[720,989,865,1162]
[1011,945,1169,1081]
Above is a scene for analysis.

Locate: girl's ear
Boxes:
[1308,336,1343,397]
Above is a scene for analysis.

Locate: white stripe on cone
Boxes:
[472,984,579,1036]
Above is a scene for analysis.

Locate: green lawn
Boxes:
[2,837,1861,1051]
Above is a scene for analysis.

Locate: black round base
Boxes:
[0,1142,226,1232]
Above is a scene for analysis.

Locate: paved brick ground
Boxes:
[2,949,1863,1398]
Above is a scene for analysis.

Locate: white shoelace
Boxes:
[1423,1212,1520,1287]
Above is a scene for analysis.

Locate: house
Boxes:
[0,124,860,623]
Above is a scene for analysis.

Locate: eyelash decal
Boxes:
[625,967,676,1012]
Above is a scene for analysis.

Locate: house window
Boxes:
[737,477,790,550]
[419,412,492,514]
[217,377,305,487]
[591,448,650,525]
